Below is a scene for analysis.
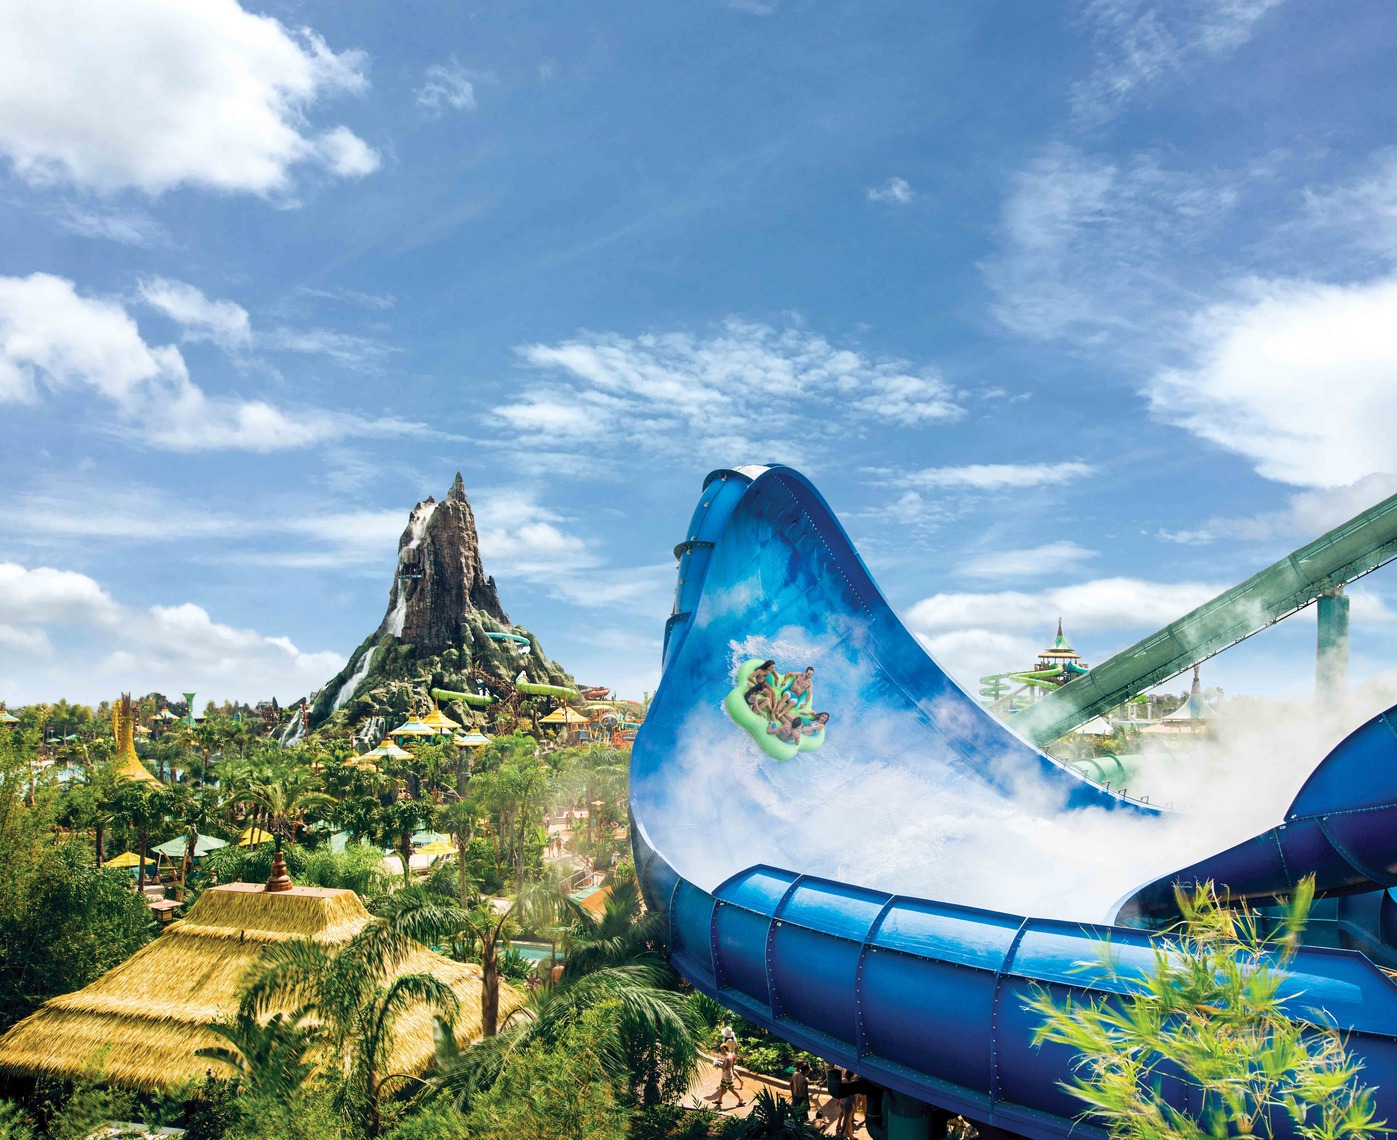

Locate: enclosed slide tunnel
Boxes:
[630,465,1397,1140]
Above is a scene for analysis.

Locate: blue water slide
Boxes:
[630,465,1397,1139]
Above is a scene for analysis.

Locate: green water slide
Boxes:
[430,687,494,707]
[1011,489,1397,746]
[516,680,580,699]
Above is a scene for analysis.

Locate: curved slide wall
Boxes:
[631,465,1397,1138]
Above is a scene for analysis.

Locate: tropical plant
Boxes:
[245,768,337,850]
[731,1088,824,1138]
[435,974,700,1113]
[1029,878,1385,1140]
[239,916,458,1137]
[196,1007,320,1101]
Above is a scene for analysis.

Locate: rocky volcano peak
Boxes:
[377,473,508,649]
[299,474,574,732]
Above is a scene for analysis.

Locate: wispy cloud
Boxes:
[1158,475,1397,546]
[53,204,168,246]
[0,478,407,569]
[1071,0,1284,122]
[138,276,252,350]
[871,461,1095,490]
[983,142,1244,342]
[959,541,1097,580]
[499,319,963,471]
[867,176,914,205]
[417,59,477,113]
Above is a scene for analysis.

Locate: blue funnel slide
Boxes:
[631,465,1397,1139]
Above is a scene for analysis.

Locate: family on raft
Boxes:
[743,660,830,745]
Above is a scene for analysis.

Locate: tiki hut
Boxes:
[0,879,520,1092]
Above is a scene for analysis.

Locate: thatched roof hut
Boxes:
[0,882,519,1092]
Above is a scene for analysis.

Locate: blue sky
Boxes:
[2,0,1397,707]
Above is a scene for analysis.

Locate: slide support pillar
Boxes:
[1317,588,1351,712]
[884,1090,944,1140]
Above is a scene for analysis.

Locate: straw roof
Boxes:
[363,739,412,760]
[389,720,436,738]
[0,707,21,724]
[0,882,520,1092]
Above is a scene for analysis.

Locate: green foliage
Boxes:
[239,911,459,1138]
[196,1007,320,1101]
[300,842,390,897]
[203,841,308,887]
[0,839,152,1033]
[1029,879,1385,1140]
[454,1002,629,1140]
[0,1101,37,1140]
[731,1088,825,1138]
[628,1104,739,1140]
[34,1082,135,1140]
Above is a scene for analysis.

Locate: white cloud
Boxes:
[0,562,120,627]
[0,273,419,451]
[1150,274,1397,488]
[959,541,1097,580]
[880,461,1095,490]
[501,319,962,467]
[0,0,376,195]
[1072,0,1284,121]
[474,490,597,578]
[867,177,914,205]
[137,277,252,349]
[906,575,1225,687]
[416,60,477,113]
[0,561,343,703]
[1158,474,1397,545]
[907,577,1222,636]
[471,488,672,610]
[315,125,381,178]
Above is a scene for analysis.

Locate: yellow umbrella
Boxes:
[103,851,149,869]
[237,826,274,847]
[417,839,455,856]
[539,707,590,725]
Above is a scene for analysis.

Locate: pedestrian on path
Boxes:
[711,1042,744,1110]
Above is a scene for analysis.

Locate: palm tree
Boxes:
[239,920,458,1137]
[380,876,578,1037]
[114,780,175,890]
[195,1007,319,1102]
[560,875,667,982]
[246,769,336,851]
[433,962,701,1110]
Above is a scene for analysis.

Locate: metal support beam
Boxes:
[1317,588,1351,711]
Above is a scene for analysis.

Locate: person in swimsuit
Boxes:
[774,667,815,718]
[789,1061,812,1122]
[745,661,778,715]
[712,1041,744,1110]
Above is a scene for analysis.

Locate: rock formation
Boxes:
[377,473,509,649]
[299,474,574,733]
